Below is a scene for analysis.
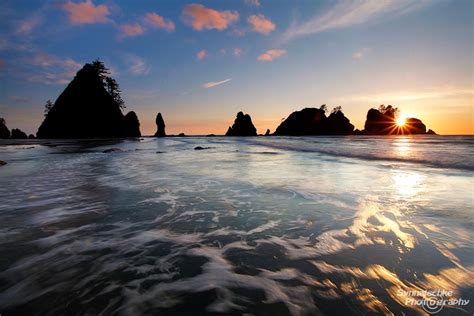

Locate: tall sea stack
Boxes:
[225,112,257,136]
[154,113,166,137]
[0,118,10,139]
[36,60,141,138]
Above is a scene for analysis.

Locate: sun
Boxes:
[396,116,406,127]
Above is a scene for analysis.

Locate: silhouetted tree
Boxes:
[331,106,342,114]
[91,59,125,110]
[44,100,53,117]
[320,104,327,114]
[378,104,398,118]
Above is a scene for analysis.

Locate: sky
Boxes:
[0,0,472,135]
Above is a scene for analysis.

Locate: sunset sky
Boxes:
[0,0,472,135]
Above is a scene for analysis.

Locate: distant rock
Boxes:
[194,146,212,150]
[123,111,141,137]
[154,112,166,137]
[28,134,35,139]
[0,118,10,139]
[11,128,27,139]
[362,105,432,135]
[427,129,437,135]
[274,106,354,135]
[206,134,216,137]
[37,60,141,138]
[178,133,186,137]
[264,129,270,136]
[103,148,123,153]
[225,112,257,136]
[0,160,7,166]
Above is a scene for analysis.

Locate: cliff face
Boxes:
[154,113,166,137]
[274,107,354,136]
[225,112,257,136]
[11,128,27,139]
[36,61,141,138]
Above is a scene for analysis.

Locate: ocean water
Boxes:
[0,136,472,315]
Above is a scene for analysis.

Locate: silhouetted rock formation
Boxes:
[264,129,270,136]
[154,113,166,137]
[178,133,185,137]
[37,60,141,138]
[123,111,141,137]
[427,129,437,135]
[11,128,27,139]
[274,106,354,135]
[362,105,432,135]
[28,134,35,139]
[0,160,7,166]
[0,118,10,139]
[225,112,257,136]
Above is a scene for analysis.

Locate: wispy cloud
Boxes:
[183,4,239,31]
[119,23,145,38]
[62,0,110,25]
[16,15,43,35]
[281,0,433,42]
[202,78,232,88]
[233,47,242,57]
[352,47,371,59]
[244,0,261,7]
[248,14,276,35]
[144,12,175,32]
[196,49,207,60]
[258,49,287,62]
[124,54,150,76]
[28,53,82,85]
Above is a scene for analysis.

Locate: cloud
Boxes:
[120,23,145,38]
[353,47,371,59]
[144,12,175,32]
[62,0,110,25]
[244,0,261,6]
[281,0,433,42]
[16,15,43,35]
[183,4,239,31]
[28,53,82,85]
[196,49,207,60]
[258,49,287,62]
[202,78,232,89]
[351,87,474,103]
[124,54,150,76]
[233,47,242,57]
[248,14,275,35]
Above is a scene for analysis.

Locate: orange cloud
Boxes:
[120,24,145,37]
[248,14,275,35]
[196,49,207,60]
[183,4,239,31]
[258,49,287,61]
[62,0,109,25]
[233,47,242,57]
[144,12,175,32]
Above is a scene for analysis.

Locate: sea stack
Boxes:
[154,113,166,137]
[274,106,354,135]
[0,118,10,139]
[225,112,257,136]
[362,105,433,135]
[11,128,27,139]
[36,60,141,138]
[123,111,141,137]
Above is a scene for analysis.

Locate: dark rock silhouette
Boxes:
[206,134,216,137]
[264,129,270,136]
[194,146,213,150]
[427,129,437,135]
[225,112,257,136]
[0,160,7,166]
[37,60,141,138]
[178,133,185,137]
[154,113,166,137]
[274,106,354,135]
[0,118,10,139]
[28,134,35,139]
[362,105,432,135]
[123,111,141,137]
[11,128,27,139]
[103,148,123,153]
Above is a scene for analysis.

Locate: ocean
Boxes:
[0,136,473,315]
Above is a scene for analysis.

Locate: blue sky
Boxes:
[0,0,472,135]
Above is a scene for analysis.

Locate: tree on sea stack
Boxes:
[37,59,140,138]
